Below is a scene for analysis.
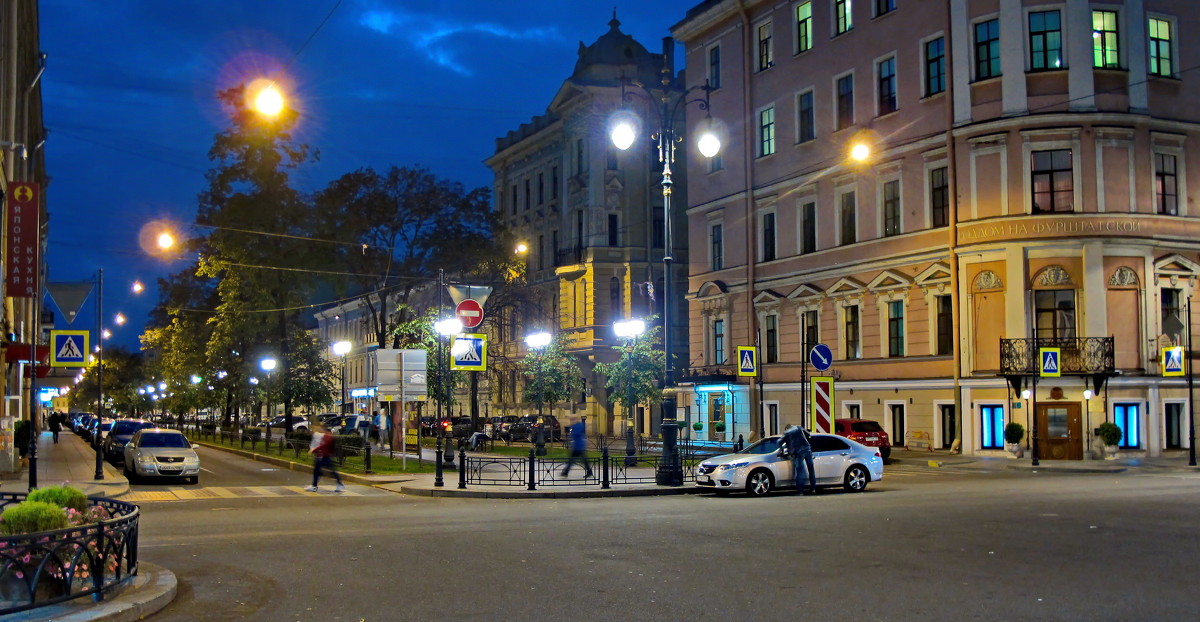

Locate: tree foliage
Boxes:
[594,323,666,412]
[522,335,583,409]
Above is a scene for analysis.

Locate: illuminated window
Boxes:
[1149,18,1173,77]
[1092,10,1119,68]
[757,21,774,70]
[759,106,776,156]
[980,405,1005,449]
[835,0,853,35]
[1113,403,1141,449]
[1029,10,1062,71]
[796,2,813,53]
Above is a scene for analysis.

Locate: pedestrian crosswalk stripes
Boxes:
[123,485,367,503]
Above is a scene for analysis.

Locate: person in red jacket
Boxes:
[306,423,345,493]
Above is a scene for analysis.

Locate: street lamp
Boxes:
[525,332,552,456]
[260,357,277,422]
[433,317,463,487]
[611,68,718,484]
[613,319,646,465]
[333,340,352,415]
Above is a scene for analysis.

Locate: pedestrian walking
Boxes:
[306,423,345,493]
[782,423,816,495]
[48,412,62,444]
[559,415,593,478]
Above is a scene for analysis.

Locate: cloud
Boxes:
[358,8,561,76]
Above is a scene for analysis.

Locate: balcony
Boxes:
[999,337,1115,376]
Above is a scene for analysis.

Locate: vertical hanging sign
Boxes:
[6,183,40,298]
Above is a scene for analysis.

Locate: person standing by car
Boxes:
[306,423,345,493]
[782,424,815,495]
[559,416,593,478]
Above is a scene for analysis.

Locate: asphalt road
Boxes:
[134,461,1200,621]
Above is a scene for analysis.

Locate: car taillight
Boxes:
[873,450,881,457]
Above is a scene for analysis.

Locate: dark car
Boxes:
[419,416,453,437]
[450,417,477,439]
[103,419,156,462]
[833,418,892,460]
[488,416,519,438]
[510,415,562,442]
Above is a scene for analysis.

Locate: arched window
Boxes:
[609,277,622,324]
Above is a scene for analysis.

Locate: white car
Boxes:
[123,428,202,484]
[695,434,884,496]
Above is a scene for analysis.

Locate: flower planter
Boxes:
[1005,443,1024,458]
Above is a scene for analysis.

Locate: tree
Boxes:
[521,335,583,413]
[67,346,145,415]
[390,305,462,413]
[282,328,336,416]
[594,324,666,414]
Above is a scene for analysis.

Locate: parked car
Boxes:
[263,415,310,432]
[84,418,114,444]
[695,434,883,496]
[103,419,156,462]
[509,415,562,442]
[419,416,453,437]
[488,416,518,438]
[450,417,477,439]
[833,418,892,460]
[123,428,202,484]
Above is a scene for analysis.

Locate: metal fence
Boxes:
[462,448,699,489]
[0,494,139,615]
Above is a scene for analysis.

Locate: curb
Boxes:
[6,561,177,622]
[1006,464,1127,474]
[192,440,410,486]
[398,485,703,499]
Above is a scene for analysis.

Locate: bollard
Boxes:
[535,427,547,456]
[434,436,445,487]
[364,444,373,474]
[527,448,537,491]
[601,447,611,489]
[458,449,467,489]
[737,434,745,452]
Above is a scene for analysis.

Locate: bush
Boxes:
[336,433,365,450]
[27,485,88,513]
[242,427,263,439]
[692,422,704,431]
[1004,422,1025,445]
[713,421,727,433]
[1096,422,1122,447]
[289,429,313,445]
[0,501,68,535]
[14,420,29,458]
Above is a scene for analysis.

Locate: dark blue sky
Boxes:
[40,0,697,349]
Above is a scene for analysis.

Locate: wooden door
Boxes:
[1037,403,1082,460]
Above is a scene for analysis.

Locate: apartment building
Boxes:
[672,0,1199,459]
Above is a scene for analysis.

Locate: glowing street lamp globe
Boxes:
[697,131,721,158]
[524,332,552,350]
[613,319,646,339]
[260,358,277,372]
[332,340,352,356]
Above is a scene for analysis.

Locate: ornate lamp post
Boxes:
[333,341,352,415]
[260,357,277,424]
[613,319,645,466]
[610,68,720,485]
[433,317,463,487]
[524,332,552,456]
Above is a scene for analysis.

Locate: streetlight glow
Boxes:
[253,83,285,117]
[191,375,202,384]
[610,120,636,151]
[850,143,870,162]
[157,232,175,250]
[524,332,552,349]
[434,318,463,336]
[102,329,112,340]
[613,319,646,339]
[114,313,126,326]
[515,242,529,254]
[1021,389,1032,399]
[697,131,721,158]
[260,358,277,372]
[332,340,352,356]
[131,281,143,294]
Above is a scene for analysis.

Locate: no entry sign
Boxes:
[455,299,484,328]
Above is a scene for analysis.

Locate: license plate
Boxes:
[865,437,879,442]
[700,476,711,483]
[159,468,181,475]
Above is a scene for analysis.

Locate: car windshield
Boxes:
[740,438,782,454]
[112,421,151,435]
[138,433,191,448]
[850,421,884,433]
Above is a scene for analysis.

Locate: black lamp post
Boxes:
[613,319,645,466]
[610,66,720,485]
[94,268,105,481]
[333,341,351,415]
[525,332,552,456]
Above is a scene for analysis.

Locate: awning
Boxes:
[5,344,50,365]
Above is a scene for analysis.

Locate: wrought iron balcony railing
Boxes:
[999,337,1114,375]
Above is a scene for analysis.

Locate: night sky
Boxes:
[39,0,697,349]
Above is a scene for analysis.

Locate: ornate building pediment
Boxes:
[866,269,912,292]
[914,262,951,287]
[827,277,866,297]
[1154,253,1200,277]
[972,270,1003,291]
[787,283,824,301]
[1034,265,1074,287]
[1108,266,1139,287]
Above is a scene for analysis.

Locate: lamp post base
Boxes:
[655,396,683,486]
[624,422,636,466]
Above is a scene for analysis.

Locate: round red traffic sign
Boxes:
[455,299,484,328]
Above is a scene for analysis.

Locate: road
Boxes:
[133,454,1200,621]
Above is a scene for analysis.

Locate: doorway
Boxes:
[708,394,725,441]
[939,404,956,449]
[1036,402,1082,460]
[765,402,779,437]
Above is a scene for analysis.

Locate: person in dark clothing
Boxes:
[782,424,815,495]
[560,416,593,478]
[48,412,63,444]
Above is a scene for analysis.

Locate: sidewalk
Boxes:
[9,429,130,498]
[887,446,1200,473]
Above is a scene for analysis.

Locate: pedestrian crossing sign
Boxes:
[1162,346,1185,377]
[450,333,487,371]
[50,330,89,367]
[737,346,757,377]
[1039,347,1061,377]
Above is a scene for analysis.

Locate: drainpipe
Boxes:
[945,0,964,454]
[735,0,760,440]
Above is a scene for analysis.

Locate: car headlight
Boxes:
[718,461,749,471]
[137,455,155,464]
[184,456,199,466]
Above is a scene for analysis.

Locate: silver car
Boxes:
[123,428,202,484]
[695,434,884,496]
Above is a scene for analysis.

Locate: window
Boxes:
[835,0,853,35]
[537,235,545,270]
[765,314,779,363]
[875,0,893,17]
[710,223,723,270]
[524,179,531,211]
[575,138,585,175]
[1092,10,1119,69]
[1034,289,1076,342]
[712,319,726,364]
[925,37,945,96]
[510,185,518,215]
[609,277,622,323]
[796,2,813,53]
[801,201,816,254]
[844,305,860,359]
[936,295,952,355]
[1113,403,1141,449]
[980,405,1005,449]
[1165,402,1184,449]
[551,230,558,265]
[1031,149,1073,213]
[759,212,776,262]
[839,191,856,245]
[836,74,854,130]
[890,404,905,445]
[606,147,618,171]
[1029,10,1062,71]
[887,301,905,357]
[803,309,819,348]
[708,45,721,89]
[1149,18,1173,77]
[798,91,815,142]
[759,106,776,156]
[1155,153,1178,215]
[757,22,774,71]
[607,214,619,246]
[930,166,949,227]
[845,403,861,419]
[882,180,900,236]
[1161,288,1182,344]
[709,153,724,173]
[537,173,544,205]
[975,19,1001,79]
[551,166,559,199]
[877,57,897,115]
[652,216,664,249]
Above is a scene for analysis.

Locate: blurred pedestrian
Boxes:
[559,415,592,478]
[782,424,815,495]
[306,423,345,493]
[48,412,63,444]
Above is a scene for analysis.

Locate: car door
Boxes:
[810,435,852,484]
[753,438,791,484]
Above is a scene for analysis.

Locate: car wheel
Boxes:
[746,469,774,496]
[843,465,870,492]
[880,446,891,461]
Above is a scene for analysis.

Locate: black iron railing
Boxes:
[0,494,139,615]
[999,337,1115,375]
[462,450,698,489]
